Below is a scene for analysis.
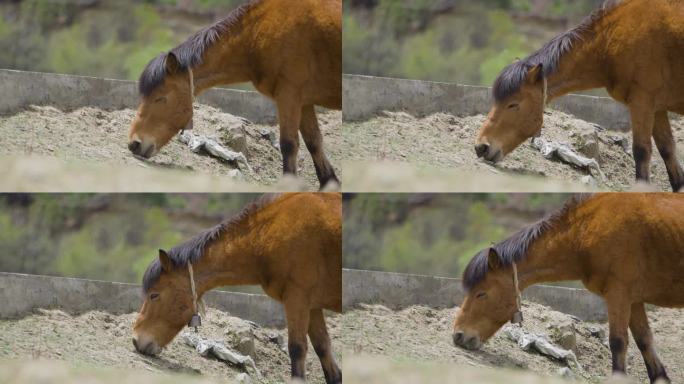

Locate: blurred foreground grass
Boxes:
[0,359,223,384]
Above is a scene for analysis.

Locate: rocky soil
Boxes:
[340,302,684,383]
[0,105,342,191]
[3,301,680,383]
[0,308,342,384]
[342,110,684,192]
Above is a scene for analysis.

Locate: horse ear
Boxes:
[158,249,172,272]
[526,64,543,84]
[165,53,180,75]
[487,248,501,270]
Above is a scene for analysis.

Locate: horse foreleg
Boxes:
[277,100,303,176]
[308,308,342,384]
[300,105,339,189]
[606,293,632,375]
[284,290,311,380]
[629,303,670,383]
[629,104,655,183]
[653,111,684,192]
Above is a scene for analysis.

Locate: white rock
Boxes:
[235,373,251,384]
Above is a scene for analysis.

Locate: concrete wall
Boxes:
[1,70,630,131]
[342,269,607,322]
[0,272,284,327]
[0,269,607,325]
[343,75,630,131]
[0,69,278,124]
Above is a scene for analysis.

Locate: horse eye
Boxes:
[150,293,160,300]
[476,292,487,299]
[507,103,520,110]
[154,97,167,103]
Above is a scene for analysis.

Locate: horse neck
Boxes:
[516,215,584,289]
[545,27,610,101]
[191,222,263,296]
[190,14,258,95]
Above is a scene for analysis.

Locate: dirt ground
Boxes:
[344,355,636,384]
[340,160,599,192]
[0,360,221,384]
[342,110,684,192]
[340,302,684,383]
[3,302,680,384]
[0,156,312,192]
[0,307,342,384]
[0,105,342,191]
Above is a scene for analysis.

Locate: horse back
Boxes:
[577,194,684,307]
[246,0,342,109]
[601,0,684,107]
[258,193,342,311]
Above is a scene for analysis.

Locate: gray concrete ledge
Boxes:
[1,70,630,132]
[342,269,607,322]
[0,69,278,124]
[0,272,284,327]
[342,74,630,131]
[0,269,607,325]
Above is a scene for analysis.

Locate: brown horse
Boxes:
[128,0,342,189]
[132,193,342,383]
[453,194,684,383]
[475,0,684,191]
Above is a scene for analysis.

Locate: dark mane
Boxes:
[142,193,280,293]
[462,194,593,291]
[138,0,259,96]
[492,0,623,102]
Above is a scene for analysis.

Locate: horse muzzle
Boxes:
[132,336,162,356]
[128,140,156,159]
[452,331,482,351]
[474,143,503,163]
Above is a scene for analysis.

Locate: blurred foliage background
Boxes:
[0,0,248,81]
[2,0,607,87]
[343,193,571,278]
[344,0,605,85]
[1,193,579,286]
[0,193,260,287]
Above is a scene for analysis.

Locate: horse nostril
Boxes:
[453,331,464,345]
[128,141,141,154]
[475,143,489,158]
[132,338,139,351]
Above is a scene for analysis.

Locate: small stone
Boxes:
[236,336,256,359]
[267,331,287,352]
[221,125,248,155]
[228,169,243,180]
[225,316,254,343]
[558,367,574,379]
[558,331,577,352]
[235,372,251,384]
[609,135,631,154]
[581,175,596,187]
[259,128,279,149]
[576,126,600,160]
[551,320,577,352]
[589,326,606,339]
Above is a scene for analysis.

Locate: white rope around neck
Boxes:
[180,68,196,135]
[188,68,196,102]
[187,262,206,318]
[511,261,524,325]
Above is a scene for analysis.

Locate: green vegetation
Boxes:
[344,0,603,85]
[0,0,245,80]
[343,194,570,277]
[0,194,259,283]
